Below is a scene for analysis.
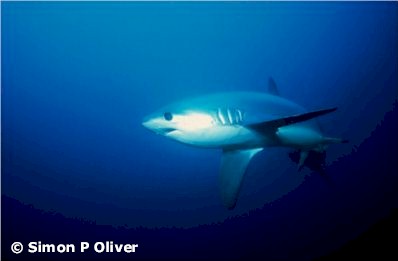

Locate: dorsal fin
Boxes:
[268,77,280,96]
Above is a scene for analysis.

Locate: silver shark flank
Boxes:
[142,78,346,209]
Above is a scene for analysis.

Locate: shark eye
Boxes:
[164,112,173,121]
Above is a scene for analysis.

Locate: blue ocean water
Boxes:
[2,2,398,260]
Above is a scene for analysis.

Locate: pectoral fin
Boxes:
[247,107,337,133]
[219,148,263,209]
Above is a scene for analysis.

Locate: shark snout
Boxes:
[142,119,158,133]
[142,120,153,130]
[142,118,176,135]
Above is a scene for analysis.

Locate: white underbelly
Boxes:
[276,125,324,149]
[177,126,265,149]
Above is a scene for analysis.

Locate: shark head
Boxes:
[142,105,217,146]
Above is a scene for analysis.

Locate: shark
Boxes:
[142,78,347,209]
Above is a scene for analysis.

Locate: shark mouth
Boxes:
[158,128,177,135]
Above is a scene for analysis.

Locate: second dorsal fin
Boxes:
[268,77,280,96]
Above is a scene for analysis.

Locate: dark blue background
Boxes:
[2,2,398,260]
